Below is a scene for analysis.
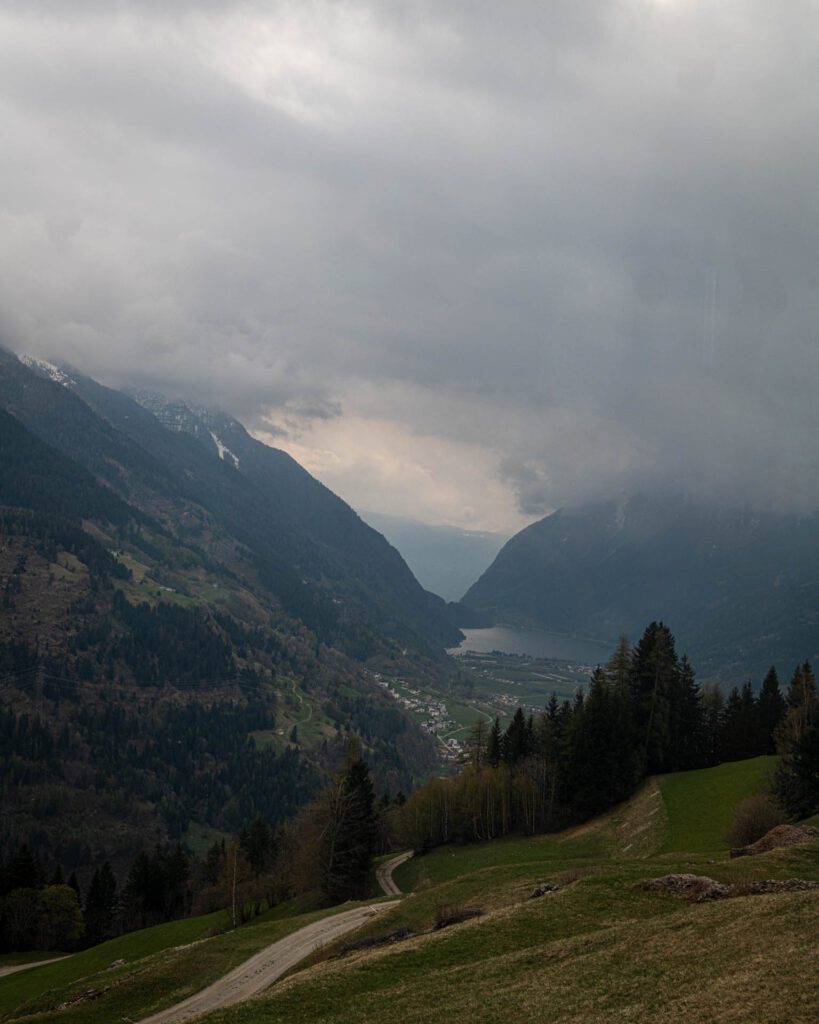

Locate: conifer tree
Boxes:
[84,861,118,945]
[757,666,785,755]
[461,718,489,767]
[700,682,725,766]
[775,663,819,817]
[487,718,502,768]
[629,622,678,774]
[319,737,377,903]
[503,708,532,765]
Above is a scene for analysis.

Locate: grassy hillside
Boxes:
[2,757,815,1024]
[0,896,352,1024]
[657,755,778,854]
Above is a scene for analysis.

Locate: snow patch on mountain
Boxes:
[209,429,240,468]
[20,354,76,388]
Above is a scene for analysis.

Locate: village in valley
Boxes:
[372,650,593,765]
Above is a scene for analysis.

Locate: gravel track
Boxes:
[137,901,399,1024]
[375,851,413,897]
[0,956,68,979]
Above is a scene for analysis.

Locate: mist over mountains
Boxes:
[358,511,507,604]
[463,493,819,685]
[1,350,460,658]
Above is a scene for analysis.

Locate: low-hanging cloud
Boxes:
[1,0,817,529]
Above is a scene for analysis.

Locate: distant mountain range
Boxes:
[463,493,819,685]
[358,511,507,603]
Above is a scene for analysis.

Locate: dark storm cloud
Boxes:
[1,0,817,523]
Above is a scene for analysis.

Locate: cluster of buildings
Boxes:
[373,673,461,761]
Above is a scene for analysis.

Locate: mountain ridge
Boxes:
[462,492,819,684]
[1,350,461,657]
[0,350,450,876]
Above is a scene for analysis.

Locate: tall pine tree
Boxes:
[319,737,378,903]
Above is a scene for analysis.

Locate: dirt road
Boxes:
[375,851,413,896]
[0,956,68,979]
[137,901,399,1024]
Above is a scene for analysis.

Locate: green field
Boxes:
[0,895,364,1024]
[3,757,816,1024]
[658,755,779,854]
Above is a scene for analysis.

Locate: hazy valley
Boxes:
[1,351,817,1024]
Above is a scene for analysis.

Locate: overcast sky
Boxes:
[2,1,818,532]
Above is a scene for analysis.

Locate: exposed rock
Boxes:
[730,824,818,859]
[734,878,819,895]
[529,883,560,899]
[55,989,106,1010]
[637,874,731,901]
[638,873,819,902]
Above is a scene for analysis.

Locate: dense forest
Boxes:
[0,739,383,952]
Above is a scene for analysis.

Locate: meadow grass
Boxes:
[0,897,352,1024]
[657,755,778,853]
[199,886,819,1024]
[4,757,814,1024]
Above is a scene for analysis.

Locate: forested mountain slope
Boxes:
[463,493,819,684]
[0,349,460,657]
[0,352,444,879]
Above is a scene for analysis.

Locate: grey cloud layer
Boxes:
[1,0,817,517]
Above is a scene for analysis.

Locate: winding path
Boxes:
[137,901,398,1024]
[376,851,413,897]
[0,956,68,979]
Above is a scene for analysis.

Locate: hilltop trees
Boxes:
[399,625,796,853]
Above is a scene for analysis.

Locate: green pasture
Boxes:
[4,755,815,1024]
[0,897,346,1024]
[658,755,778,853]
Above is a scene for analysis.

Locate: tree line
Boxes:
[3,625,815,954]
[396,623,817,851]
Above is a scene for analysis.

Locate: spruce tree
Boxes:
[629,622,678,774]
[775,662,819,817]
[320,737,377,903]
[503,708,532,765]
[84,862,118,945]
[757,666,785,755]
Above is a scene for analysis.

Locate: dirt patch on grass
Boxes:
[639,874,732,901]
[609,778,668,858]
[55,988,107,1010]
[638,873,819,902]
[730,824,817,859]
[554,865,604,885]
[338,927,416,955]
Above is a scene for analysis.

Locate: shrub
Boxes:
[725,794,787,848]
[432,904,483,930]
